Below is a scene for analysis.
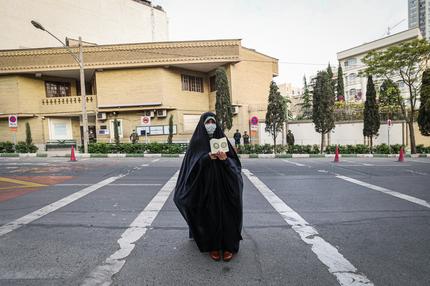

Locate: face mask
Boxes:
[205,123,216,135]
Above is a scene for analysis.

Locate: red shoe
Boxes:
[210,251,221,261]
[223,251,233,262]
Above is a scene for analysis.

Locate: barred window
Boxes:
[181,75,204,93]
[45,81,71,97]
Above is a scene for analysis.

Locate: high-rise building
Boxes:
[408,0,430,39]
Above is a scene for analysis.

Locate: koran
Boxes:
[210,137,229,154]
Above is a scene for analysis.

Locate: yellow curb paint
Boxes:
[0,177,47,189]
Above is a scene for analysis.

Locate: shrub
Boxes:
[15,141,38,153]
[0,141,15,153]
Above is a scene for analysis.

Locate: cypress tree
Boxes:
[336,65,345,101]
[113,118,120,145]
[363,75,380,151]
[379,79,401,119]
[312,71,335,153]
[299,75,312,119]
[418,69,430,136]
[25,122,32,145]
[265,81,287,152]
[215,67,233,132]
[167,114,174,143]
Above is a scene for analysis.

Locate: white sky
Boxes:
[155,0,408,87]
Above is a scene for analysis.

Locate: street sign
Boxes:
[250,116,259,126]
[141,116,151,126]
[387,119,392,128]
[251,124,258,130]
[8,115,17,128]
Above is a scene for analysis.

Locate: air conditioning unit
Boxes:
[232,106,239,115]
[157,109,167,117]
[97,112,107,120]
[143,110,155,117]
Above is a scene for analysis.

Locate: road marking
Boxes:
[362,163,373,166]
[317,169,328,173]
[0,163,50,166]
[409,160,430,164]
[82,171,179,286]
[0,175,124,237]
[282,159,306,167]
[336,175,430,209]
[56,183,162,186]
[151,158,160,163]
[242,169,373,286]
[0,177,47,190]
[141,164,149,167]
[405,169,428,176]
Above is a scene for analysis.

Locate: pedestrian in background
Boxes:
[287,129,295,149]
[130,129,139,144]
[233,129,241,147]
[243,131,250,145]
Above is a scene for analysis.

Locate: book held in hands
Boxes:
[210,137,229,154]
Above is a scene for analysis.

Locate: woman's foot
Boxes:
[223,251,233,262]
[209,251,221,261]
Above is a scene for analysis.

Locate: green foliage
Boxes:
[15,141,38,153]
[237,144,274,154]
[88,143,187,154]
[418,69,430,136]
[312,70,335,152]
[298,75,312,119]
[167,114,174,143]
[287,144,320,154]
[379,79,401,109]
[0,141,14,153]
[113,118,120,145]
[325,144,406,154]
[362,38,430,153]
[363,76,380,150]
[265,81,287,151]
[25,122,32,145]
[336,65,345,101]
[416,144,430,153]
[215,67,233,131]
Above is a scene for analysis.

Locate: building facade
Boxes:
[408,0,430,40]
[336,28,421,103]
[0,0,168,50]
[0,39,278,149]
[277,83,303,119]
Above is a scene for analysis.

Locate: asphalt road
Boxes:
[0,157,429,286]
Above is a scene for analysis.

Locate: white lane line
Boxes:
[151,159,160,163]
[56,183,162,186]
[362,163,373,166]
[82,171,179,286]
[1,162,50,166]
[141,164,149,167]
[317,169,328,173]
[0,175,125,237]
[282,159,306,167]
[336,175,430,209]
[405,169,428,176]
[409,160,430,164]
[242,169,373,286]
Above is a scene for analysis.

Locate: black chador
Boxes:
[173,112,243,253]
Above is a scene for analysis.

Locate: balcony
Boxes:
[41,95,96,114]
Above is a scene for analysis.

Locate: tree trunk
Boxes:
[408,118,417,154]
[273,126,277,154]
[320,132,325,154]
[370,136,373,153]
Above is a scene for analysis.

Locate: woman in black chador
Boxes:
[174,112,243,262]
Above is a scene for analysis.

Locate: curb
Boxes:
[2,153,430,159]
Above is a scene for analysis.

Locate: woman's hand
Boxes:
[216,151,227,161]
[208,152,217,160]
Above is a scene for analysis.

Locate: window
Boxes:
[349,89,356,96]
[181,75,204,92]
[209,76,216,92]
[48,118,73,140]
[348,73,357,82]
[45,81,71,98]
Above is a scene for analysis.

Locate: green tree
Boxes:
[379,79,401,119]
[298,75,312,119]
[336,65,345,101]
[327,63,335,93]
[215,67,233,131]
[265,81,287,152]
[418,69,430,136]
[362,38,430,153]
[113,118,120,145]
[167,114,174,143]
[363,76,380,151]
[25,122,32,145]
[312,71,335,153]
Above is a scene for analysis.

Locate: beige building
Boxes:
[0,39,278,149]
[277,83,303,119]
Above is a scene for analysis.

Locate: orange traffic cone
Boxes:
[334,145,340,162]
[70,145,77,162]
[398,147,404,162]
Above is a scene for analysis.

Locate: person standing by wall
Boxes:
[243,131,250,145]
[286,129,295,149]
[130,129,139,144]
[233,129,241,147]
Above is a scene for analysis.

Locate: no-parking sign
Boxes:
[8,115,17,128]
[141,116,151,126]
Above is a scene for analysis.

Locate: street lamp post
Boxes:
[31,20,89,154]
